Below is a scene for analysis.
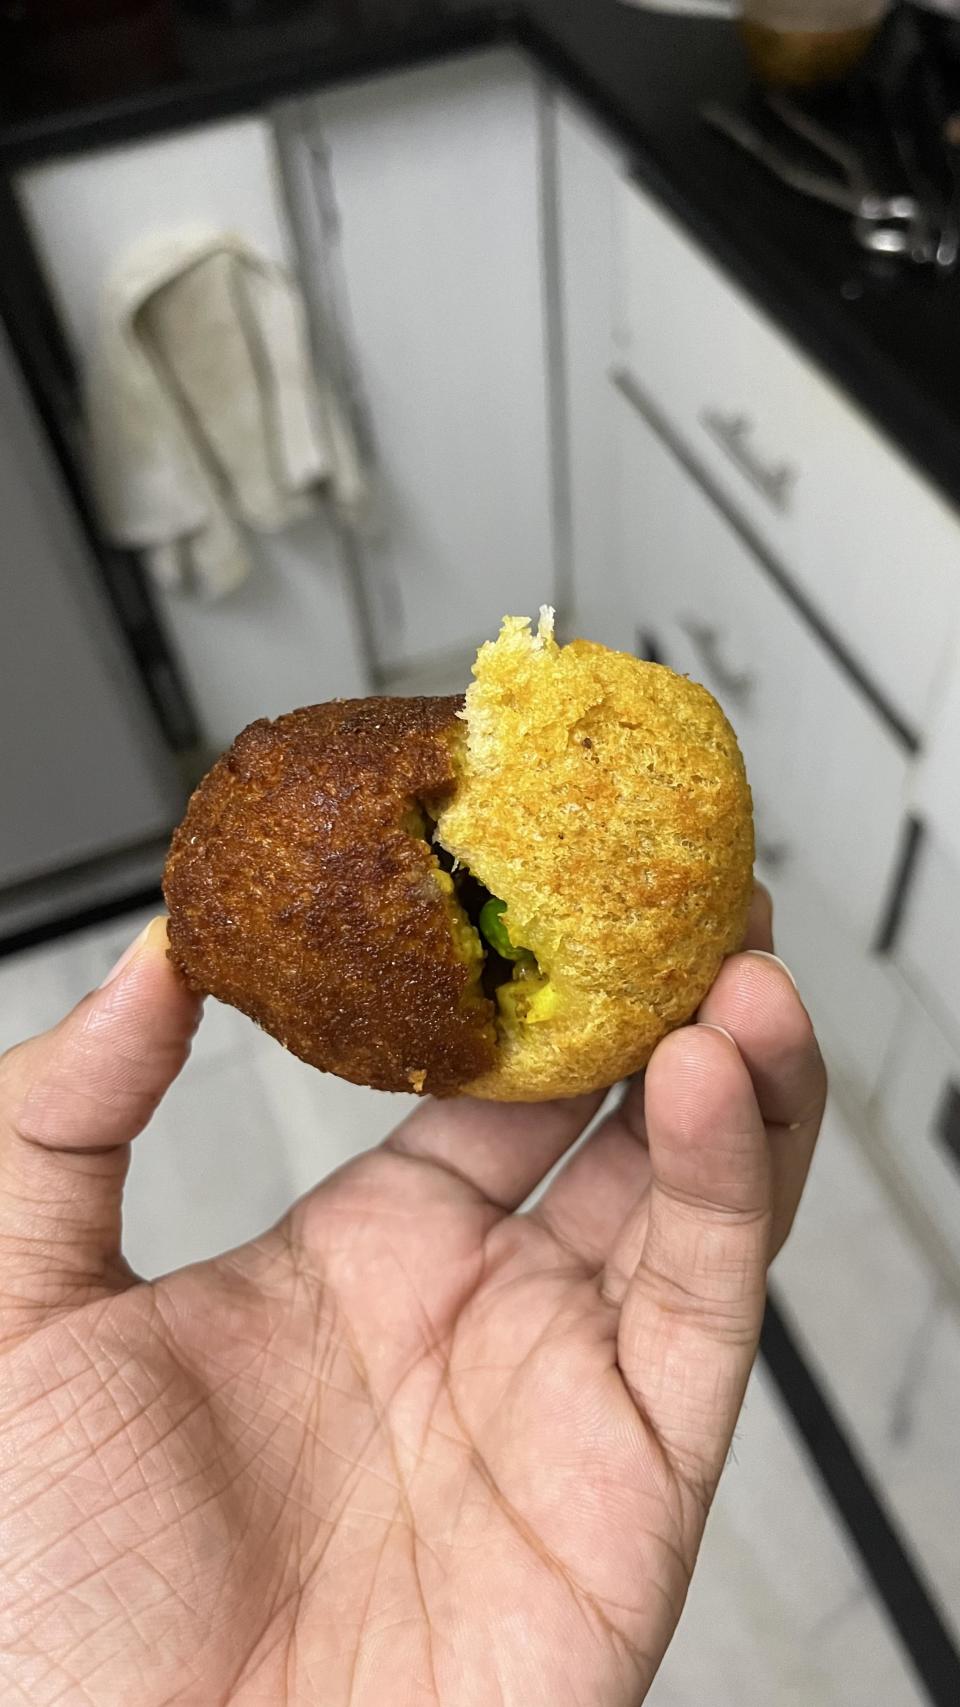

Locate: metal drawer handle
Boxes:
[679,616,757,709]
[751,791,791,873]
[752,792,792,872]
[935,1082,960,1174]
[700,407,798,515]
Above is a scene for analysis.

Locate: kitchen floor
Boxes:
[2,905,958,1707]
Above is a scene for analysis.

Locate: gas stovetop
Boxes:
[700,4,960,273]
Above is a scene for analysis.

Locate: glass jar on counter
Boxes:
[739,0,891,86]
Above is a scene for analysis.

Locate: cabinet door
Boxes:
[617,177,960,738]
[18,116,371,752]
[874,990,960,1279]
[613,382,906,1100]
[295,51,556,680]
[0,325,179,887]
[553,92,625,649]
[911,656,960,877]
[614,381,909,951]
[894,831,960,1055]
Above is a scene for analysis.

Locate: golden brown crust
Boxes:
[438,621,755,1101]
[163,697,496,1096]
[164,623,754,1105]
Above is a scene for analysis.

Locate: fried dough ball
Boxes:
[163,695,493,1097]
[163,612,754,1101]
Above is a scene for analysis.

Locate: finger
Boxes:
[384,884,782,1230]
[698,950,826,1253]
[383,1090,605,1213]
[529,881,777,1267]
[616,1024,772,1501]
[0,917,201,1334]
[529,1087,651,1266]
[742,882,774,952]
[604,949,824,1293]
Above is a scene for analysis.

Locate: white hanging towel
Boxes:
[86,227,369,600]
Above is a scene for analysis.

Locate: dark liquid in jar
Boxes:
[739,20,878,87]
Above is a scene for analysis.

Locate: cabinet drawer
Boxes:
[617,176,960,737]
[615,384,910,951]
[911,658,960,885]
[895,832,960,1051]
[875,992,960,1273]
[772,858,900,1106]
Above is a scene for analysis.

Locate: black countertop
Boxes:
[3,0,960,518]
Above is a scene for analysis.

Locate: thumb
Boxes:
[0,917,201,1338]
[616,1022,772,1509]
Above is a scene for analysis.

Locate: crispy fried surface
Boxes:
[163,698,496,1096]
[438,616,755,1101]
[164,620,754,1105]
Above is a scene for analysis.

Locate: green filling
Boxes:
[478,896,534,966]
[416,805,551,1031]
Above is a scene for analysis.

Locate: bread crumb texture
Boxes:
[437,614,754,1100]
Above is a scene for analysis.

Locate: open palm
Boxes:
[0,904,823,1706]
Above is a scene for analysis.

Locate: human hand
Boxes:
[0,894,824,1706]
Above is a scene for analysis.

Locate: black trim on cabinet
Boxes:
[874,813,925,957]
[0,14,511,169]
[0,833,171,959]
[934,1082,960,1178]
[0,886,164,960]
[762,1288,960,1707]
[0,174,201,758]
[635,627,664,666]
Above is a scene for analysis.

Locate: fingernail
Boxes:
[744,949,798,992]
[697,1022,738,1048]
[99,916,167,988]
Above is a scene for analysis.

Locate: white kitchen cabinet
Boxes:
[613,381,910,952]
[549,95,960,1266]
[872,988,960,1279]
[616,176,960,740]
[17,118,295,355]
[552,92,627,648]
[17,116,374,752]
[612,380,906,1099]
[547,93,918,1104]
[894,831,960,1055]
[0,322,180,893]
[911,652,960,876]
[150,512,371,754]
[283,49,557,683]
[771,863,901,1108]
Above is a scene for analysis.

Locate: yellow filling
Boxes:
[429,860,555,1034]
[497,967,558,1031]
[432,867,486,985]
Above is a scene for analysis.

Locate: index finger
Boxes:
[742,882,774,952]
